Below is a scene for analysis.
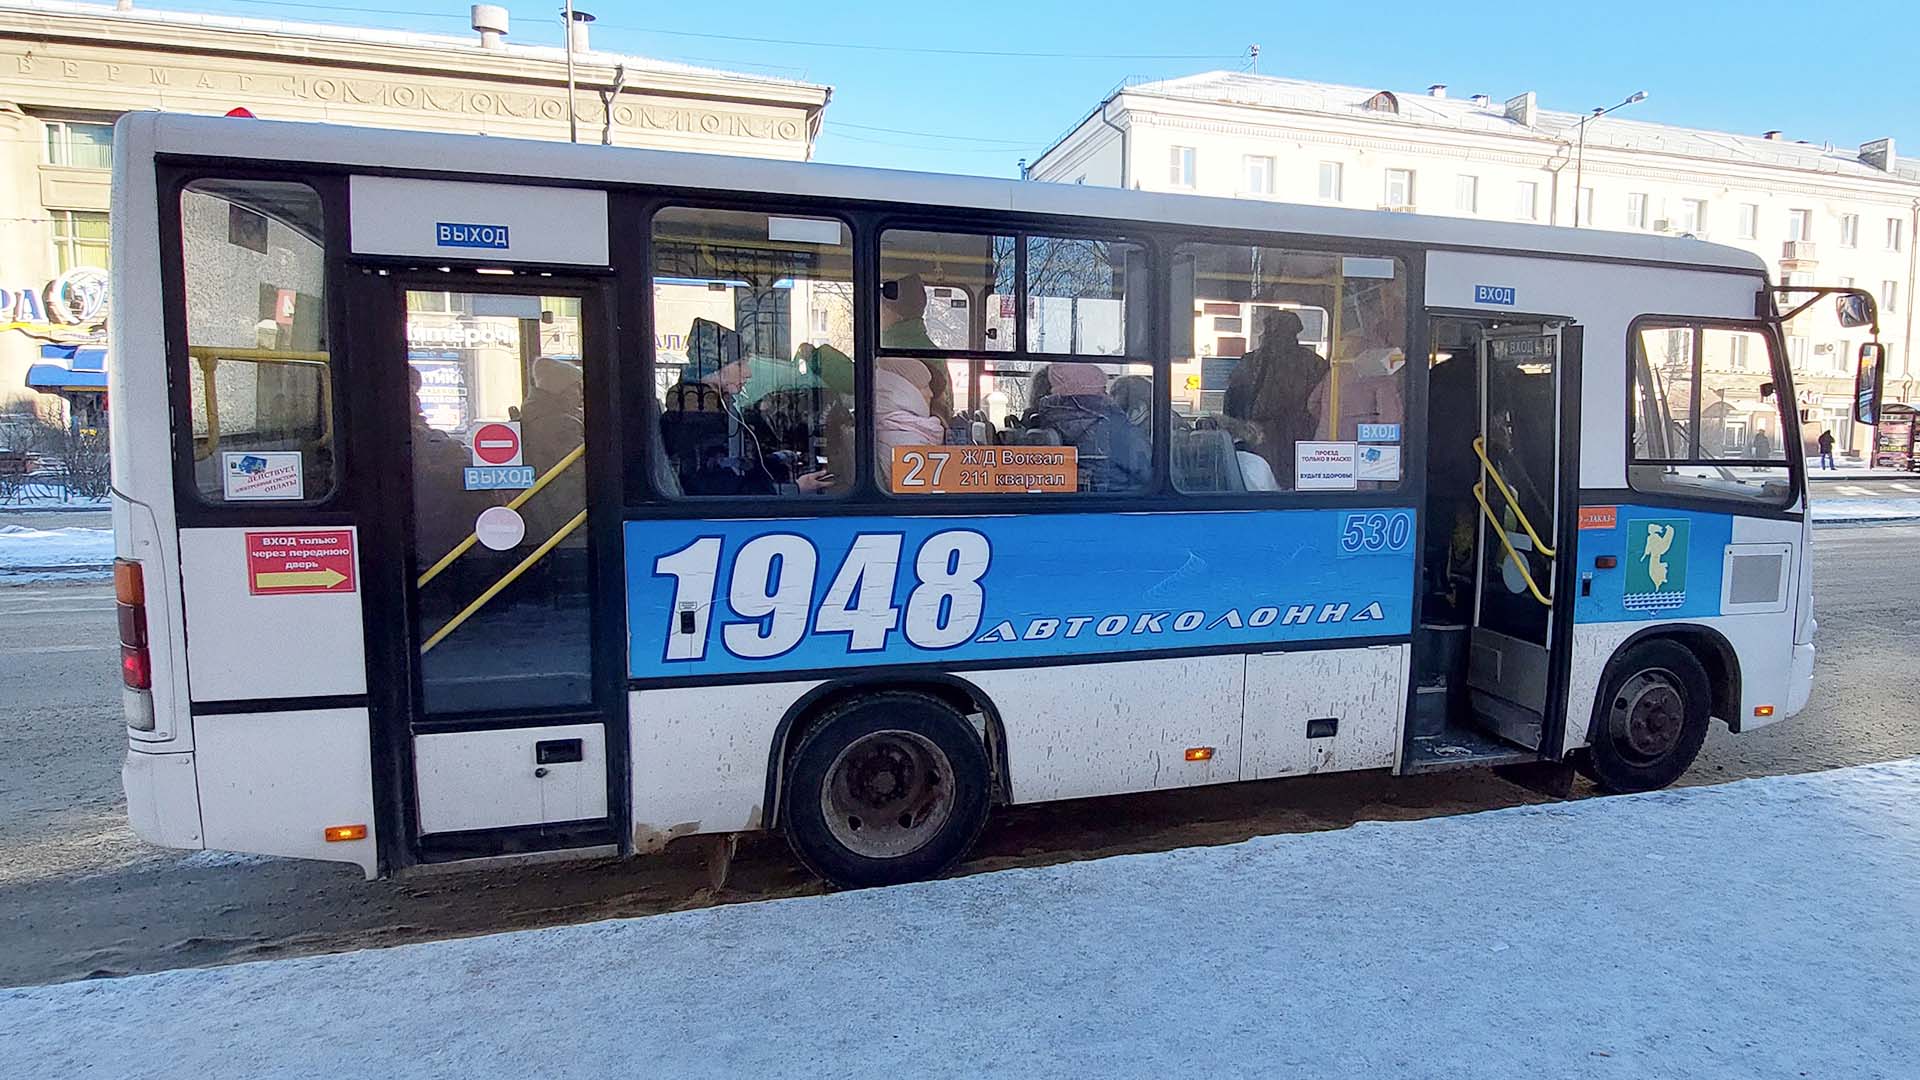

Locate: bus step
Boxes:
[1404,728,1539,773]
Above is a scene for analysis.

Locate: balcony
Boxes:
[1781,240,1818,268]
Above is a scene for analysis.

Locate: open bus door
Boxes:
[1409,315,1582,771]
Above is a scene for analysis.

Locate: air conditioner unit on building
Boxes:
[1652,218,1672,232]
[1814,342,1834,354]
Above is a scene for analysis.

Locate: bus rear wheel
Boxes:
[1578,639,1712,794]
[781,691,991,889]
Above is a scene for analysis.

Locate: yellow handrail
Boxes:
[1471,436,1555,558]
[420,508,588,655]
[416,444,585,588]
[1473,481,1553,607]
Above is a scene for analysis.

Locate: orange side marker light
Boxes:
[324,824,368,843]
[1185,747,1215,762]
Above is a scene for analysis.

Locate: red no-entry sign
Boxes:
[471,421,523,467]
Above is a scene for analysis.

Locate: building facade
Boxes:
[0,0,831,423]
[1033,72,1920,457]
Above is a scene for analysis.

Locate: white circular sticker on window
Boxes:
[474,505,527,551]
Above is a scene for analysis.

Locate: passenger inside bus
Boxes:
[873,354,946,472]
[660,320,838,496]
[517,356,585,547]
[1018,361,1150,492]
[1223,308,1329,483]
[407,365,488,567]
[1316,280,1407,439]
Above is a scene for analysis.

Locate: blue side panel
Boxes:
[627,508,1416,680]
[1573,504,1733,623]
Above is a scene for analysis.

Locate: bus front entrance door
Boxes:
[1466,323,1571,751]
[382,280,623,863]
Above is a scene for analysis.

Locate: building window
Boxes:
[1677,199,1708,235]
[1455,175,1479,213]
[1889,218,1905,252]
[1317,161,1343,201]
[1515,181,1539,221]
[1627,193,1648,229]
[42,119,114,169]
[1840,213,1859,248]
[51,210,110,273]
[1243,155,1273,195]
[1729,333,1750,370]
[1786,335,1809,370]
[1384,169,1415,209]
[1576,187,1594,226]
[1884,280,1901,314]
[1169,146,1196,188]
[1787,209,1812,242]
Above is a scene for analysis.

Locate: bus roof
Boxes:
[128,112,1768,275]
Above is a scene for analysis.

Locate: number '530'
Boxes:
[653,530,991,662]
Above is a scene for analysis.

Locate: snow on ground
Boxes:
[1810,496,1920,523]
[6,760,1920,1080]
[0,525,112,581]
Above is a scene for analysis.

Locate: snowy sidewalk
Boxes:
[0,523,113,582]
[7,761,1920,1079]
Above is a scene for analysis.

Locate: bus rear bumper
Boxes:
[123,747,204,852]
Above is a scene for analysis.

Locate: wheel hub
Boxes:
[820,730,955,860]
[1610,670,1686,765]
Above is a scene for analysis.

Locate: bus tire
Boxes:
[780,690,991,889]
[1581,639,1712,794]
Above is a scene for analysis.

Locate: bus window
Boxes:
[881,357,1154,495]
[1024,235,1145,356]
[651,207,855,498]
[179,179,332,502]
[878,229,1015,352]
[1170,244,1407,492]
[1629,322,1794,505]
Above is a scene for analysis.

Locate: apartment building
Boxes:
[1033,72,1919,455]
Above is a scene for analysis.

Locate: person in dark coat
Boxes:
[517,356,587,547]
[1023,361,1149,492]
[1224,309,1329,480]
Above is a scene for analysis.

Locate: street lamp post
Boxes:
[1573,90,1648,228]
[561,4,596,144]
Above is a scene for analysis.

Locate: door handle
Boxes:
[536,738,583,764]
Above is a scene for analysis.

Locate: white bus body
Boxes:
[110,113,1827,887]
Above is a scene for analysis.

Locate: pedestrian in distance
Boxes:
[1818,428,1837,470]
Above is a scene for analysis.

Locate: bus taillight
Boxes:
[115,559,152,694]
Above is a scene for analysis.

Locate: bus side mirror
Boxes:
[1855,342,1887,426]
[1836,293,1875,329]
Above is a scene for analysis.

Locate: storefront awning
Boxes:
[25,343,107,393]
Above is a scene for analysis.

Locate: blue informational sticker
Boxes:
[436,222,510,250]
[626,509,1415,679]
[1357,423,1400,442]
[464,465,535,491]
[1474,284,1517,306]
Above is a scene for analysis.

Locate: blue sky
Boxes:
[176,1,1917,178]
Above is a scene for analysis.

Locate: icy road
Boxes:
[5,757,1918,1079]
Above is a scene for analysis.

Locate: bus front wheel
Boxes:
[781,691,991,889]
[1578,639,1712,794]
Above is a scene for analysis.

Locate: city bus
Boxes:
[110,112,1884,888]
